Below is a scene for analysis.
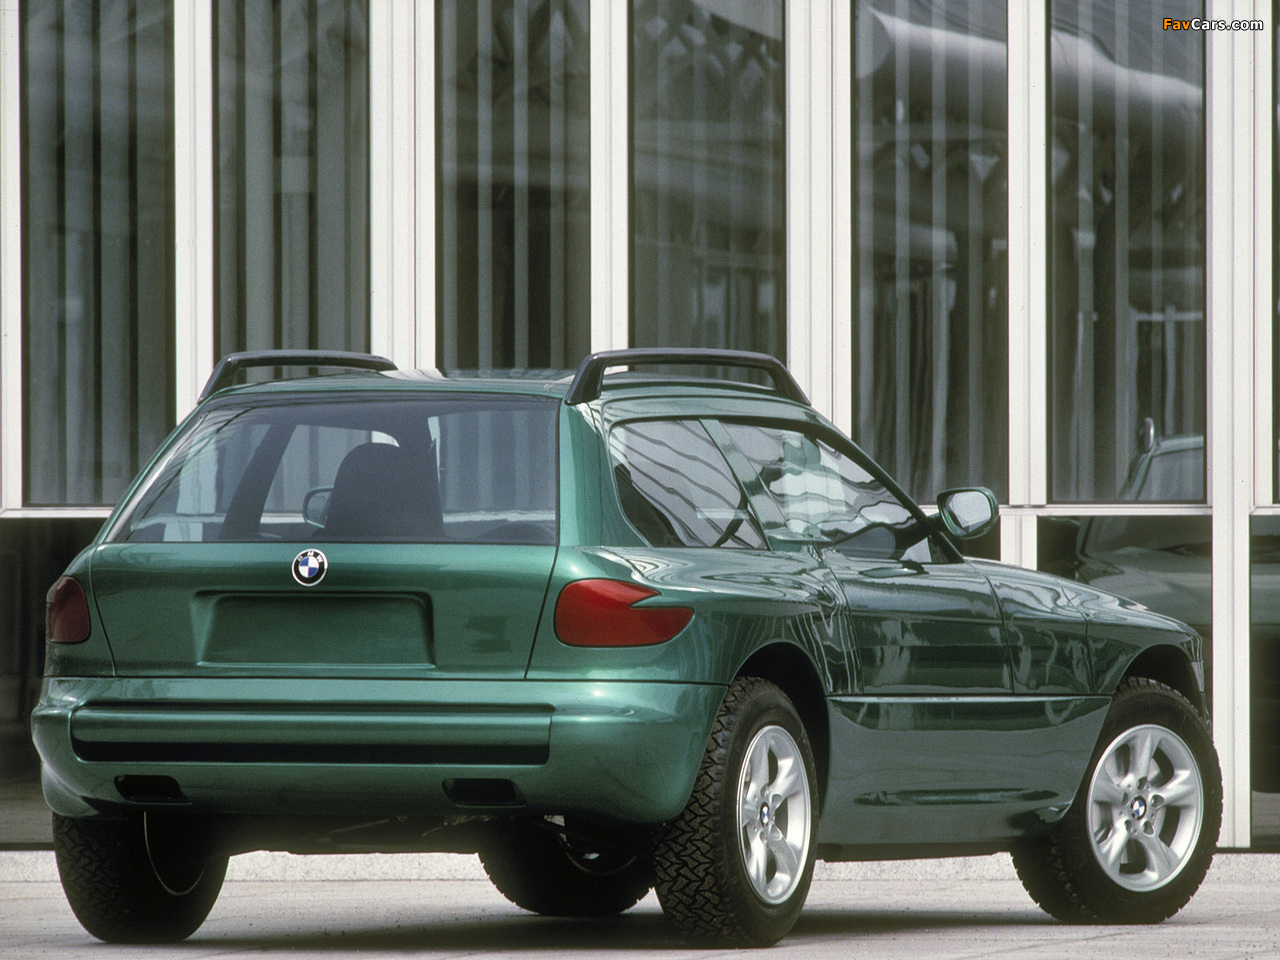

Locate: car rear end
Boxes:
[32,376,719,830]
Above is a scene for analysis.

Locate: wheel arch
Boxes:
[1119,644,1206,718]
[735,643,830,811]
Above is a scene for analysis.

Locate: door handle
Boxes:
[858,559,926,579]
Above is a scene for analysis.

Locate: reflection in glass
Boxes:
[438,0,591,370]
[722,423,930,562]
[851,0,1008,503]
[1048,1,1206,502]
[1038,514,1211,623]
[609,421,765,548]
[214,0,370,357]
[0,520,105,780]
[631,1,785,357]
[21,0,176,505]
[1251,518,1280,843]
[113,398,558,544]
[1038,514,1210,678]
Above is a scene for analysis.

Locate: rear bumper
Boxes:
[32,677,723,825]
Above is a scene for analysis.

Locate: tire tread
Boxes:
[1011,677,1222,924]
[652,676,815,945]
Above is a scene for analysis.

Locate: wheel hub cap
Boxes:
[736,725,812,905]
[1086,723,1204,892]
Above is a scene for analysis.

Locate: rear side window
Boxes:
[110,395,558,544]
[608,420,766,549]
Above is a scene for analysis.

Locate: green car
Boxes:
[33,348,1221,946]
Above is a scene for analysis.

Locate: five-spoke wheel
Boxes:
[653,677,818,946]
[736,724,812,905]
[1012,677,1221,923]
[1086,723,1204,892]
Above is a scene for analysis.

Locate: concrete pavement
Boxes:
[4,850,1280,959]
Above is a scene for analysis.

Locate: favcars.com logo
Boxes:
[1163,17,1264,30]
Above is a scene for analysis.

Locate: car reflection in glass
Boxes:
[1040,429,1280,808]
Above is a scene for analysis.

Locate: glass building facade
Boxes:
[0,0,1273,848]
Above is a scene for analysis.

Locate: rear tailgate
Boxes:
[90,389,559,679]
[90,542,555,678]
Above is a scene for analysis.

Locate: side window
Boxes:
[721,423,934,562]
[609,420,766,549]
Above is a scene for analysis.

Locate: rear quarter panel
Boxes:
[525,545,852,691]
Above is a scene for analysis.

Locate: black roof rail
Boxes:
[564,348,810,406]
[199,350,398,401]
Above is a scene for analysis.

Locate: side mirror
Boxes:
[936,487,998,540]
[302,486,332,528]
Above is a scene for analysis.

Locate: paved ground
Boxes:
[4,850,1280,959]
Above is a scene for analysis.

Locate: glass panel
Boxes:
[214,0,370,357]
[608,420,766,548]
[0,519,105,847]
[721,422,934,562]
[631,1,785,357]
[112,397,558,544]
[21,0,176,505]
[850,0,1008,503]
[1252,517,1280,845]
[1037,512,1210,632]
[437,0,590,371]
[1048,1,1206,502]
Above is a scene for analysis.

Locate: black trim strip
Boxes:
[73,739,549,766]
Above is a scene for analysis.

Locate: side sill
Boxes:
[816,842,1012,863]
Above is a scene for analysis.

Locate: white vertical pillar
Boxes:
[1252,16,1274,519]
[829,0,852,434]
[787,0,834,419]
[369,0,419,369]
[1206,0,1264,849]
[590,0,628,352]
[173,0,215,417]
[416,2,436,370]
[1004,0,1049,568]
[0,0,22,509]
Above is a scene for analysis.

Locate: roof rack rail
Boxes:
[199,350,398,401]
[564,348,810,407]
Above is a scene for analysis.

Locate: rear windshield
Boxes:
[109,395,558,544]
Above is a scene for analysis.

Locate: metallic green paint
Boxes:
[821,695,1111,846]
[91,542,556,679]
[33,371,1211,861]
[33,676,723,823]
[824,552,1010,695]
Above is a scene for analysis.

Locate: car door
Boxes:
[716,421,1078,846]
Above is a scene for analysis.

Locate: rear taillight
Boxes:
[554,579,692,647]
[47,577,91,644]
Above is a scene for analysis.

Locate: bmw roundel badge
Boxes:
[292,549,328,586]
